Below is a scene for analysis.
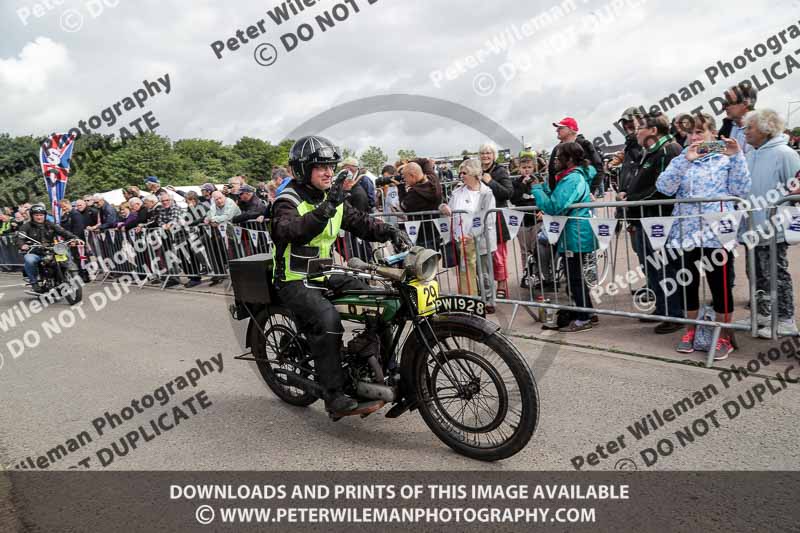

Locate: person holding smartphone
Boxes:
[655,112,750,359]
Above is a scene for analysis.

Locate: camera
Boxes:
[375,174,403,187]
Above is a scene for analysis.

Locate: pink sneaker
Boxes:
[713,338,734,360]
[676,330,695,353]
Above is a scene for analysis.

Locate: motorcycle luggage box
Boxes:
[228,253,275,304]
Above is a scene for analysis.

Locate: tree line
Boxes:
[0,131,422,208]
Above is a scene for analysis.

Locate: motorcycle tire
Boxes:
[63,271,83,305]
[411,317,539,461]
[249,307,318,407]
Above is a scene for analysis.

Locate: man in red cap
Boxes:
[547,117,605,194]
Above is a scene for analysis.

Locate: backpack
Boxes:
[693,304,715,351]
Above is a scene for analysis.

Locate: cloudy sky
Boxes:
[2,0,799,161]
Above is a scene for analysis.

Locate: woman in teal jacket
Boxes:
[532,142,598,332]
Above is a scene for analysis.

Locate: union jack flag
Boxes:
[39,132,77,223]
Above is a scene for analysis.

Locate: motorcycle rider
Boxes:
[17,204,81,293]
[271,135,412,414]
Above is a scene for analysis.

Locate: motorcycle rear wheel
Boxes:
[249,308,318,407]
[413,321,539,461]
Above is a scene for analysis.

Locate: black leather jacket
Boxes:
[16,220,78,250]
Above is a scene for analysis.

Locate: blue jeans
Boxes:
[24,253,42,283]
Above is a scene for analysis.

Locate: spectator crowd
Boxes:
[2,82,800,358]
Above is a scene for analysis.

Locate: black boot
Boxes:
[325,391,358,413]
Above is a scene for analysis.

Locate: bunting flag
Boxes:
[218,223,227,245]
[469,214,484,236]
[385,186,400,210]
[702,211,745,250]
[403,221,421,246]
[778,206,800,245]
[502,209,524,241]
[248,229,259,243]
[540,214,567,245]
[436,217,451,245]
[640,217,676,250]
[233,225,243,244]
[39,132,77,223]
[589,218,616,251]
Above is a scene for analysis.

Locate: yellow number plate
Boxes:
[55,254,68,262]
[410,279,439,316]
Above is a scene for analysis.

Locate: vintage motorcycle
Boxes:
[18,234,83,304]
[228,246,539,461]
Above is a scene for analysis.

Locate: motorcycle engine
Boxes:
[344,327,384,384]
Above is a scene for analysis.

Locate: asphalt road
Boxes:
[0,272,798,472]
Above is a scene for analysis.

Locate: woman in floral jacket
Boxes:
[656,113,751,359]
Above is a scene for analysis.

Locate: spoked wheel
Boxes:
[63,272,83,305]
[413,321,539,461]
[249,308,317,407]
[581,250,603,288]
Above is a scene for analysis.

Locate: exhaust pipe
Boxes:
[356,381,396,403]
[274,370,396,403]
[273,370,324,397]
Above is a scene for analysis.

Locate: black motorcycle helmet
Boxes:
[30,204,47,216]
[288,136,341,184]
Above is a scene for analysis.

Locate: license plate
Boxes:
[435,296,486,317]
[409,279,439,316]
[55,254,68,262]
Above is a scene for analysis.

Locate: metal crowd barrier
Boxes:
[767,193,800,339]
[471,197,761,366]
[0,233,24,267]
[82,220,273,289]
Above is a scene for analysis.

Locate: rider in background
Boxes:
[271,135,411,414]
[16,204,81,293]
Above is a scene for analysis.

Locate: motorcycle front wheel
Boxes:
[63,271,83,305]
[413,320,539,461]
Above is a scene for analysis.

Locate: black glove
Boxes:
[316,170,351,219]
[389,226,413,252]
[327,170,351,206]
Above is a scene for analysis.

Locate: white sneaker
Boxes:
[735,314,770,328]
[757,320,800,339]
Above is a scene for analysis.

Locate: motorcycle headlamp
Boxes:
[53,242,69,255]
[404,246,440,282]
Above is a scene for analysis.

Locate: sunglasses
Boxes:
[721,100,744,109]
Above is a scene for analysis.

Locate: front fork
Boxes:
[412,318,471,398]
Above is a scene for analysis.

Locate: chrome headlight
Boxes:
[404,246,441,282]
[53,243,69,255]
